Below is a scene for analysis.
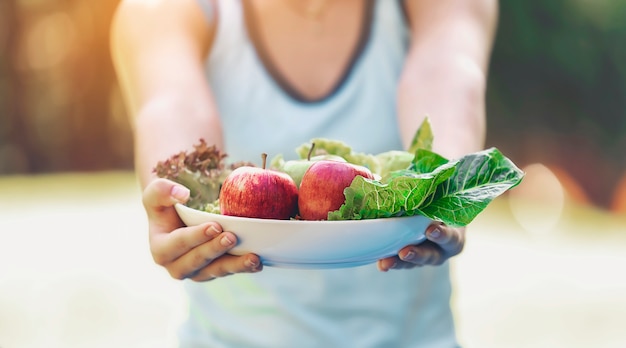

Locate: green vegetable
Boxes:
[408,117,434,154]
[373,150,415,181]
[292,139,377,173]
[153,139,255,210]
[417,148,524,226]
[290,118,435,177]
[328,159,456,221]
[329,147,523,227]
[158,118,524,227]
[278,116,524,226]
[325,117,525,226]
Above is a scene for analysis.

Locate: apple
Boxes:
[281,142,347,187]
[220,153,298,220]
[283,154,347,187]
[298,160,374,220]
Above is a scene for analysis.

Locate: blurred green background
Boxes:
[1,0,625,210]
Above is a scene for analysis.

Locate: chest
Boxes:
[207,0,410,163]
[243,0,373,102]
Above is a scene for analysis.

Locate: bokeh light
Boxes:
[23,12,76,70]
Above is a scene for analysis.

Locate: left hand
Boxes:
[377,222,465,271]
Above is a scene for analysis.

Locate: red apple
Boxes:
[281,142,347,187]
[298,160,374,220]
[220,153,298,220]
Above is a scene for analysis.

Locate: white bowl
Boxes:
[175,204,431,269]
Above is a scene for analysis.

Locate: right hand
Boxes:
[142,178,263,281]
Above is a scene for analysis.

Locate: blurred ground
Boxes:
[1,171,625,348]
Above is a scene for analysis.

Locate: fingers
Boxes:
[152,222,262,281]
[377,241,444,271]
[377,256,399,272]
[398,241,448,266]
[378,223,466,272]
[150,222,222,263]
[424,223,465,257]
[142,178,263,281]
[187,253,263,282]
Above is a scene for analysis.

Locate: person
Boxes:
[110,0,498,346]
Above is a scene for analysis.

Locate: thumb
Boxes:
[142,178,190,219]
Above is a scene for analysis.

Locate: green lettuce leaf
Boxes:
[328,161,456,220]
[408,117,434,153]
[410,149,450,174]
[374,150,414,181]
[417,147,525,227]
[294,139,382,173]
[283,116,525,226]
[295,139,352,159]
[328,147,524,226]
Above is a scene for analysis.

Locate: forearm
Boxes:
[397,52,487,158]
[398,0,497,159]
[110,0,219,189]
[133,94,223,189]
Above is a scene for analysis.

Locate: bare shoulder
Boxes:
[110,0,218,115]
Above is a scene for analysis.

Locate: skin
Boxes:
[110,0,498,280]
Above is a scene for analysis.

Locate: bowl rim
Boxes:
[175,203,428,225]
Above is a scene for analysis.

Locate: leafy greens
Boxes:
[306,118,525,226]
[153,139,255,211]
[157,118,525,228]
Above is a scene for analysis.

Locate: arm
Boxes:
[110,0,223,188]
[111,0,262,279]
[398,0,498,158]
[379,0,498,271]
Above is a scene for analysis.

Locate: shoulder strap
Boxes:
[197,0,218,27]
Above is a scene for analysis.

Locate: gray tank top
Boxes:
[180,1,459,347]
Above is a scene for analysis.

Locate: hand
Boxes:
[143,178,262,281]
[377,222,465,272]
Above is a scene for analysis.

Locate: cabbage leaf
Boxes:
[326,118,525,226]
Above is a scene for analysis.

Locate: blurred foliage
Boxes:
[485,0,626,209]
[0,0,624,209]
[0,0,131,174]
